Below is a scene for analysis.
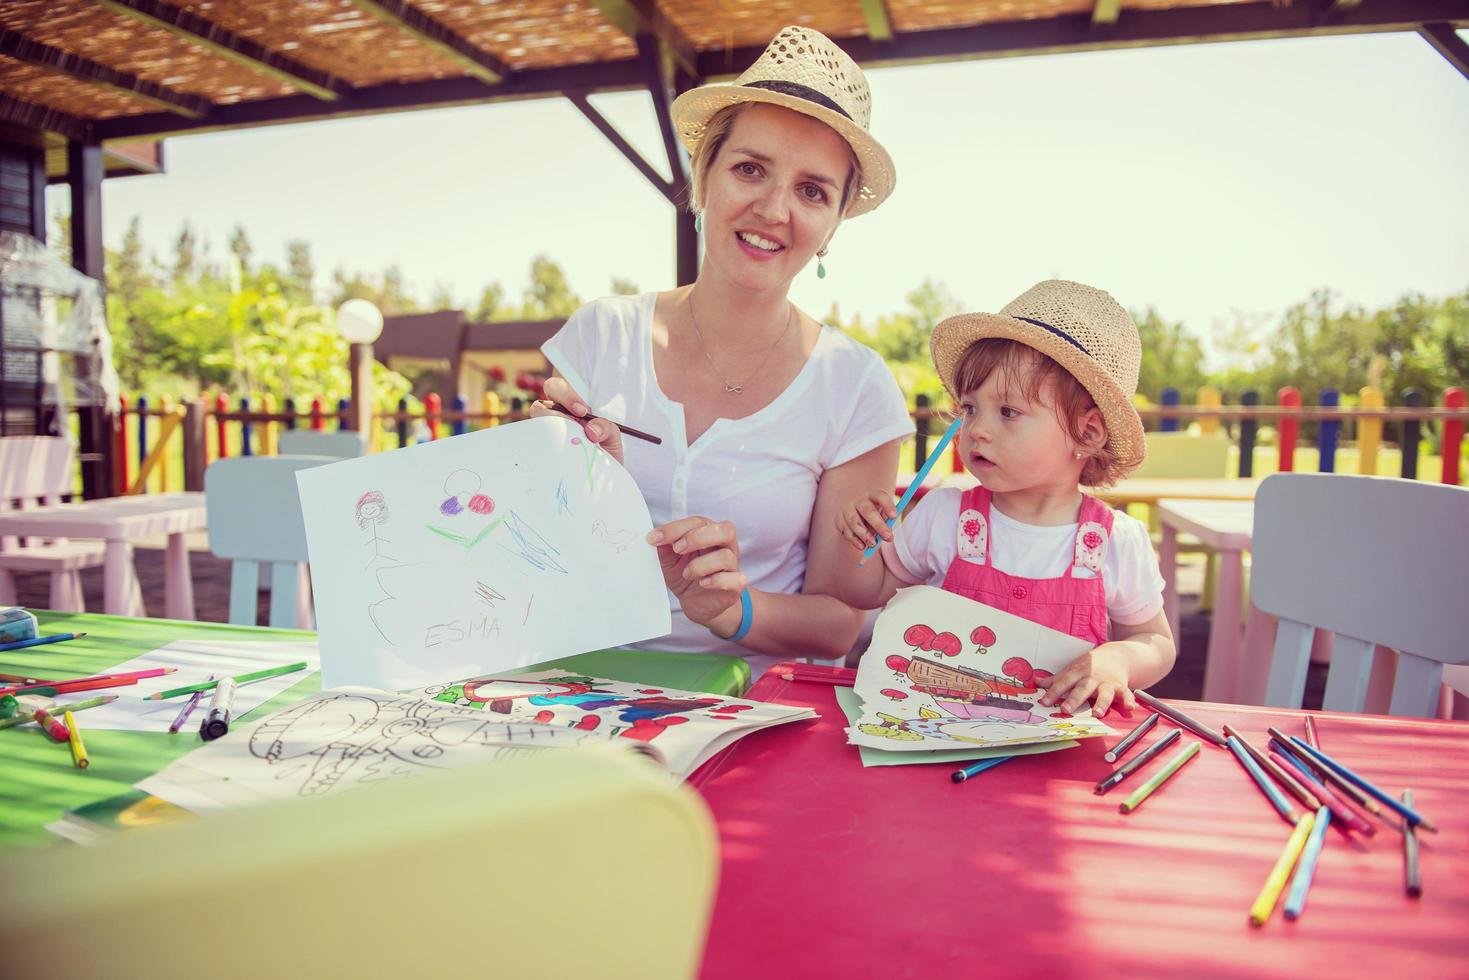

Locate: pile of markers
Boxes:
[1093,691,1431,926]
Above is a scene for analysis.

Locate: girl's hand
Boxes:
[1035,645,1137,718]
[647,516,747,635]
[836,489,897,552]
[528,376,624,465]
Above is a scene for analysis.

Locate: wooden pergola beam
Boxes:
[0,28,209,118]
[698,0,1469,75]
[94,59,647,140]
[91,0,350,101]
[1418,22,1469,78]
[0,93,89,141]
[860,0,895,42]
[589,0,698,78]
[345,0,509,85]
[567,92,675,202]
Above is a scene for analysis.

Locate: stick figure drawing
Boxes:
[356,490,395,568]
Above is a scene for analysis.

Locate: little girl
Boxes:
[835,279,1175,718]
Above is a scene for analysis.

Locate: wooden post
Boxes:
[425,393,442,440]
[452,394,467,435]
[136,394,150,490]
[913,394,930,474]
[1159,387,1180,432]
[183,399,207,491]
[1238,391,1258,478]
[310,396,325,431]
[483,391,501,427]
[397,398,410,447]
[115,393,130,492]
[240,396,254,456]
[1443,387,1465,486]
[1276,387,1300,473]
[1401,388,1424,479]
[214,392,229,460]
[1357,386,1383,475]
[1197,386,1221,436]
[1318,389,1338,473]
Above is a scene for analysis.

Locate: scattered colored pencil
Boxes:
[952,755,1015,783]
[775,666,856,687]
[0,631,87,653]
[1250,810,1317,926]
[1266,727,1382,817]
[30,705,70,742]
[1103,712,1159,764]
[1225,735,1301,826]
[1222,724,1320,811]
[0,672,51,684]
[1268,740,1376,837]
[64,710,89,769]
[1133,689,1227,747]
[0,665,178,698]
[168,680,211,734]
[1118,740,1200,813]
[860,415,963,564]
[1095,728,1181,795]
[1303,715,1321,750]
[1283,806,1332,920]
[544,403,662,446]
[1402,789,1422,898]
[145,661,310,701]
[0,694,117,732]
[1288,736,1438,833]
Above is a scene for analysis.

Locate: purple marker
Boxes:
[168,676,212,734]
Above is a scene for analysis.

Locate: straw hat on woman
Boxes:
[532,26,913,673]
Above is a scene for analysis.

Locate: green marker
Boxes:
[145,661,310,701]
[1119,740,1201,814]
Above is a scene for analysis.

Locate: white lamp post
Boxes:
[337,299,384,434]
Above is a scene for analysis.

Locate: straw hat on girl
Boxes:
[670,25,895,217]
[929,279,1149,484]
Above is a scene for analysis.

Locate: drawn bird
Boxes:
[590,521,638,554]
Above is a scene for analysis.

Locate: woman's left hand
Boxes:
[647,516,748,636]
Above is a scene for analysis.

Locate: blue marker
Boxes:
[862,415,965,564]
[951,754,1015,783]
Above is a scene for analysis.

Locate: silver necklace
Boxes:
[687,294,796,395]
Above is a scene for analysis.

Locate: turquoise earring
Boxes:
[816,249,828,280]
[694,212,703,234]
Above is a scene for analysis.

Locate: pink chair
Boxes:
[0,437,104,611]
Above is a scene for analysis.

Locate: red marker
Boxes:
[31,705,70,742]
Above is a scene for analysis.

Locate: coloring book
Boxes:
[295,417,671,690]
[849,586,1116,752]
[412,670,817,781]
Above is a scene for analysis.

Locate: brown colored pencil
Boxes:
[1266,727,1382,816]
[546,404,662,445]
[1303,715,1321,750]
[1402,789,1422,898]
[1134,689,1227,747]
[1222,724,1321,811]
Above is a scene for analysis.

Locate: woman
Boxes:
[532,26,911,675]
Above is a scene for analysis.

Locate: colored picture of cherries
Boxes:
[1003,657,1033,684]
[901,623,960,657]
[885,654,911,674]
[880,688,908,700]
[903,624,935,648]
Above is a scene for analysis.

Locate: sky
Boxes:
[47,29,1469,370]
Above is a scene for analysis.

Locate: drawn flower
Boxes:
[440,496,463,516]
[903,623,935,649]
[467,493,494,515]
[885,654,911,674]
[880,688,908,700]
[971,626,996,649]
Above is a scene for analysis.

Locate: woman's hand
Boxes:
[647,516,747,637]
[528,375,624,465]
[1035,645,1137,718]
[836,489,897,552]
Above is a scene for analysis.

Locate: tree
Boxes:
[227,224,253,274]
[328,265,421,316]
[518,255,580,320]
[1132,306,1207,402]
[286,240,315,301]
[172,224,198,284]
[611,276,639,296]
[472,282,511,322]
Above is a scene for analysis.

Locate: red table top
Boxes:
[691,665,1469,979]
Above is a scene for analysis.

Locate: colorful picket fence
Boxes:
[107,384,1468,495]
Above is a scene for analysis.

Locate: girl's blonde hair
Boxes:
[953,338,1124,488]
[686,104,863,218]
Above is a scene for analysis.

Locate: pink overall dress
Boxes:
[940,484,1114,647]
[920,486,1115,723]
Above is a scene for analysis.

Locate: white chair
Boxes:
[1253,473,1469,718]
[277,429,369,458]
[205,455,336,629]
[0,436,104,611]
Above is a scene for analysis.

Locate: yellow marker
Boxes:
[1249,810,1316,926]
[63,710,89,769]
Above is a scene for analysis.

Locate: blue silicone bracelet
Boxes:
[729,588,754,642]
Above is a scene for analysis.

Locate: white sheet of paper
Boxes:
[295,417,672,690]
[48,639,318,732]
[849,586,1117,751]
[410,670,817,780]
[138,688,619,812]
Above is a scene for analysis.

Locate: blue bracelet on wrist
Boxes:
[729,588,754,643]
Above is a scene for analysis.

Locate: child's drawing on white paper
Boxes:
[296,418,671,690]
[355,490,395,567]
[849,586,1116,752]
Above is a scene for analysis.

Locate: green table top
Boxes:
[0,611,749,852]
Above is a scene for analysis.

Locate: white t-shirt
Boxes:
[881,486,1165,627]
[542,292,914,666]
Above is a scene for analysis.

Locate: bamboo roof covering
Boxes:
[1,0,1464,176]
